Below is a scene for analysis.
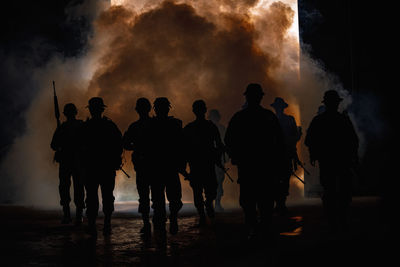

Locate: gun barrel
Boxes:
[53,81,60,127]
[120,167,130,178]
[291,171,305,184]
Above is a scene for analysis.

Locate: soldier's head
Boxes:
[208,109,221,123]
[322,90,342,111]
[135,97,151,117]
[244,83,264,106]
[63,103,77,119]
[192,100,207,118]
[270,97,288,113]
[153,97,171,117]
[87,97,106,118]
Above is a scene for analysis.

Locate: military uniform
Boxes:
[149,115,184,232]
[51,118,85,222]
[271,97,301,214]
[82,116,122,230]
[305,108,358,230]
[225,104,286,231]
[183,119,223,219]
[213,121,227,211]
[123,116,153,222]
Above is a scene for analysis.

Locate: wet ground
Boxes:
[0,197,393,266]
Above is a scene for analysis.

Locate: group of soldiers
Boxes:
[51,83,359,239]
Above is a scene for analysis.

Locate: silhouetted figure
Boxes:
[270,97,302,215]
[208,109,228,212]
[122,98,153,235]
[183,100,224,226]
[225,83,287,240]
[150,97,184,236]
[51,103,85,225]
[305,90,359,232]
[82,97,123,236]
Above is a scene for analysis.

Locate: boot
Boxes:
[86,217,97,237]
[74,207,83,226]
[61,205,72,224]
[169,214,178,235]
[197,208,206,227]
[103,214,112,236]
[140,214,151,235]
[205,202,215,219]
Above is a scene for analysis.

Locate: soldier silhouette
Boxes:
[183,100,224,226]
[122,98,153,235]
[270,97,302,215]
[51,103,85,225]
[208,109,228,212]
[82,97,123,236]
[225,83,287,240]
[149,97,184,236]
[305,90,359,233]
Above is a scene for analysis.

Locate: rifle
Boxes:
[215,162,235,183]
[53,81,60,128]
[291,171,305,184]
[296,159,311,175]
[120,167,130,178]
[294,150,310,175]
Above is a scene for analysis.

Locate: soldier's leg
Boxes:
[190,179,206,225]
[336,173,353,231]
[238,166,257,231]
[84,178,100,235]
[59,163,72,224]
[100,171,116,235]
[215,167,225,211]
[165,173,182,235]
[150,181,167,234]
[204,173,218,219]
[239,183,257,234]
[257,188,275,234]
[72,168,85,225]
[136,173,151,233]
[275,173,290,215]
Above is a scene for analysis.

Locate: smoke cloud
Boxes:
[0,0,365,207]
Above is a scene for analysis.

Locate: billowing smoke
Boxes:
[0,0,361,207]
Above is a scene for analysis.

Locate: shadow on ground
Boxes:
[0,197,393,266]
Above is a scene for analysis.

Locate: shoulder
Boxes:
[127,120,141,130]
[169,117,182,127]
[103,117,121,130]
[184,121,195,130]
[207,120,219,130]
[308,114,324,128]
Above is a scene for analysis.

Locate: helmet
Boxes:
[243,83,264,96]
[322,90,343,103]
[63,103,77,116]
[153,97,171,108]
[270,97,289,109]
[87,97,107,108]
[135,97,151,113]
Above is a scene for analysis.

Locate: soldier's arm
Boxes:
[304,117,318,166]
[122,124,135,151]
[224,114,238,163]
[50,126,61,151]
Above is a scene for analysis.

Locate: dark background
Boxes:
[0,1,394,205]
[0,0,89,156]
